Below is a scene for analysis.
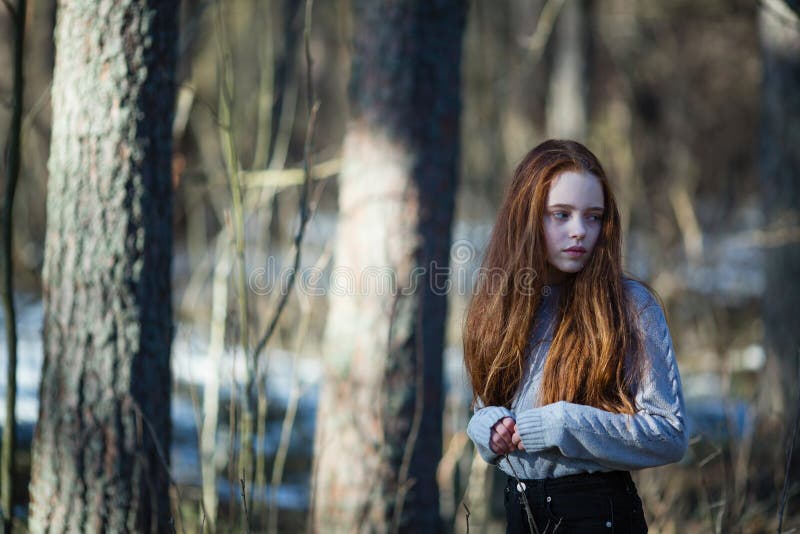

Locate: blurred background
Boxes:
[1,0,798,532]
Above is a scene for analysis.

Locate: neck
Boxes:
[544,264,568,285]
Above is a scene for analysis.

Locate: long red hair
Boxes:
[463,139,642,414]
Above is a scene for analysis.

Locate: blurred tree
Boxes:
[546,0,591,141]
[27,1,178,531]
[311,0,466,531]
[1,0,26,529]
[758,0,800,419]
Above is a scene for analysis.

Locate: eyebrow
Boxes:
[548,203,605,211]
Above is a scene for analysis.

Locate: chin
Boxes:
[553,262,586,274]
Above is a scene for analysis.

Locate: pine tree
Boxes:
[28,2,178,531]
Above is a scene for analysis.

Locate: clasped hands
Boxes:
[490,416,525,454]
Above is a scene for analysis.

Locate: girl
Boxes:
[464,140,688,533]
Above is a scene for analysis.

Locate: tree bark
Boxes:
[312,1,466,532]
[758,0,800,418]
[28,1,178,532]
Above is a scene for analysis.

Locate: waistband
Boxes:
[506,470,636,495]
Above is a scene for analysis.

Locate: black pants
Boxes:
[504,471,648,533]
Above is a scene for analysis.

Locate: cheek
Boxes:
[543,220,560,250]
[588,225,603,248]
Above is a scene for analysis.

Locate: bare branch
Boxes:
[241,158,340,189]
[518,0,568,61]
[126,395,191,533]
[251,0,318,363]
[778,350,800,532]
[240,473,251,534]
[391,305,427,533]
[503,456,542,534]
[267,246,331,534]
[21,81,52,133]
[760,0,800,30]
[1,0,16,20]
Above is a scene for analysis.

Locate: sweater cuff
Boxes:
[468,406,515,462]
[516,403,562,452]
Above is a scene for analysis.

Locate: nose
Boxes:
[569,216,586,240]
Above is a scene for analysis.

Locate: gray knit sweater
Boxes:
[466,279,688,479]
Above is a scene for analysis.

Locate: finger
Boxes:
[513,431,525,451]
[493,424,511,442]
[491,434,508,454]
[501,418,516,433]
[492,430,514,452]
[492,432,511,452]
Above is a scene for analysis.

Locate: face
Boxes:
[542,170,604,282]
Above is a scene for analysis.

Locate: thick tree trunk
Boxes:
[758,0,800,418]
[312,1,466,532]
[759,3,800,517]
[28,1,177,532]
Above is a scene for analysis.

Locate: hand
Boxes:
[512,426,525,451]
[490,417,525,454]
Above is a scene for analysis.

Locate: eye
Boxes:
[552,211,569,220]
[587,213,603,222]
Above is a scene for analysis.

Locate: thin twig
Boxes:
[778,350,800,533]
[503,455,541,534]
[213,0,257,504]
[240,473,250,534]
[303,0,314,115]
[695,435,722,534]
[463,503,470,534]
[127,396,193,534]
[251,0,275,171]
[250,0,318,363]
[21,80,51,134]
[305,422,323,534]
[391,300,427,533]
[268,247,331,534]
[199,233,231,532]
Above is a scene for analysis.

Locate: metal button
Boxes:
[546,496,551,502]
[516,482,526,492]
[606,521,612,528]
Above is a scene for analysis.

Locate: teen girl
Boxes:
[464,140,688,533]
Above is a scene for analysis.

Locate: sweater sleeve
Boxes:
[466,401,515,465]
[515,301,689,471]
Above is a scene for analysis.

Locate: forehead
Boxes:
[546,170,604,207]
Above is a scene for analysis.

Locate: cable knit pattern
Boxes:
[466,279,689,479]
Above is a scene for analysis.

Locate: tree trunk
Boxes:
[28,1,177,532]
[312,1,466,532]
[1,0,26,529]
[758,0,800,419]
[546,0,591,141]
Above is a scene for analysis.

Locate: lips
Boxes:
[563,246,586,253]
